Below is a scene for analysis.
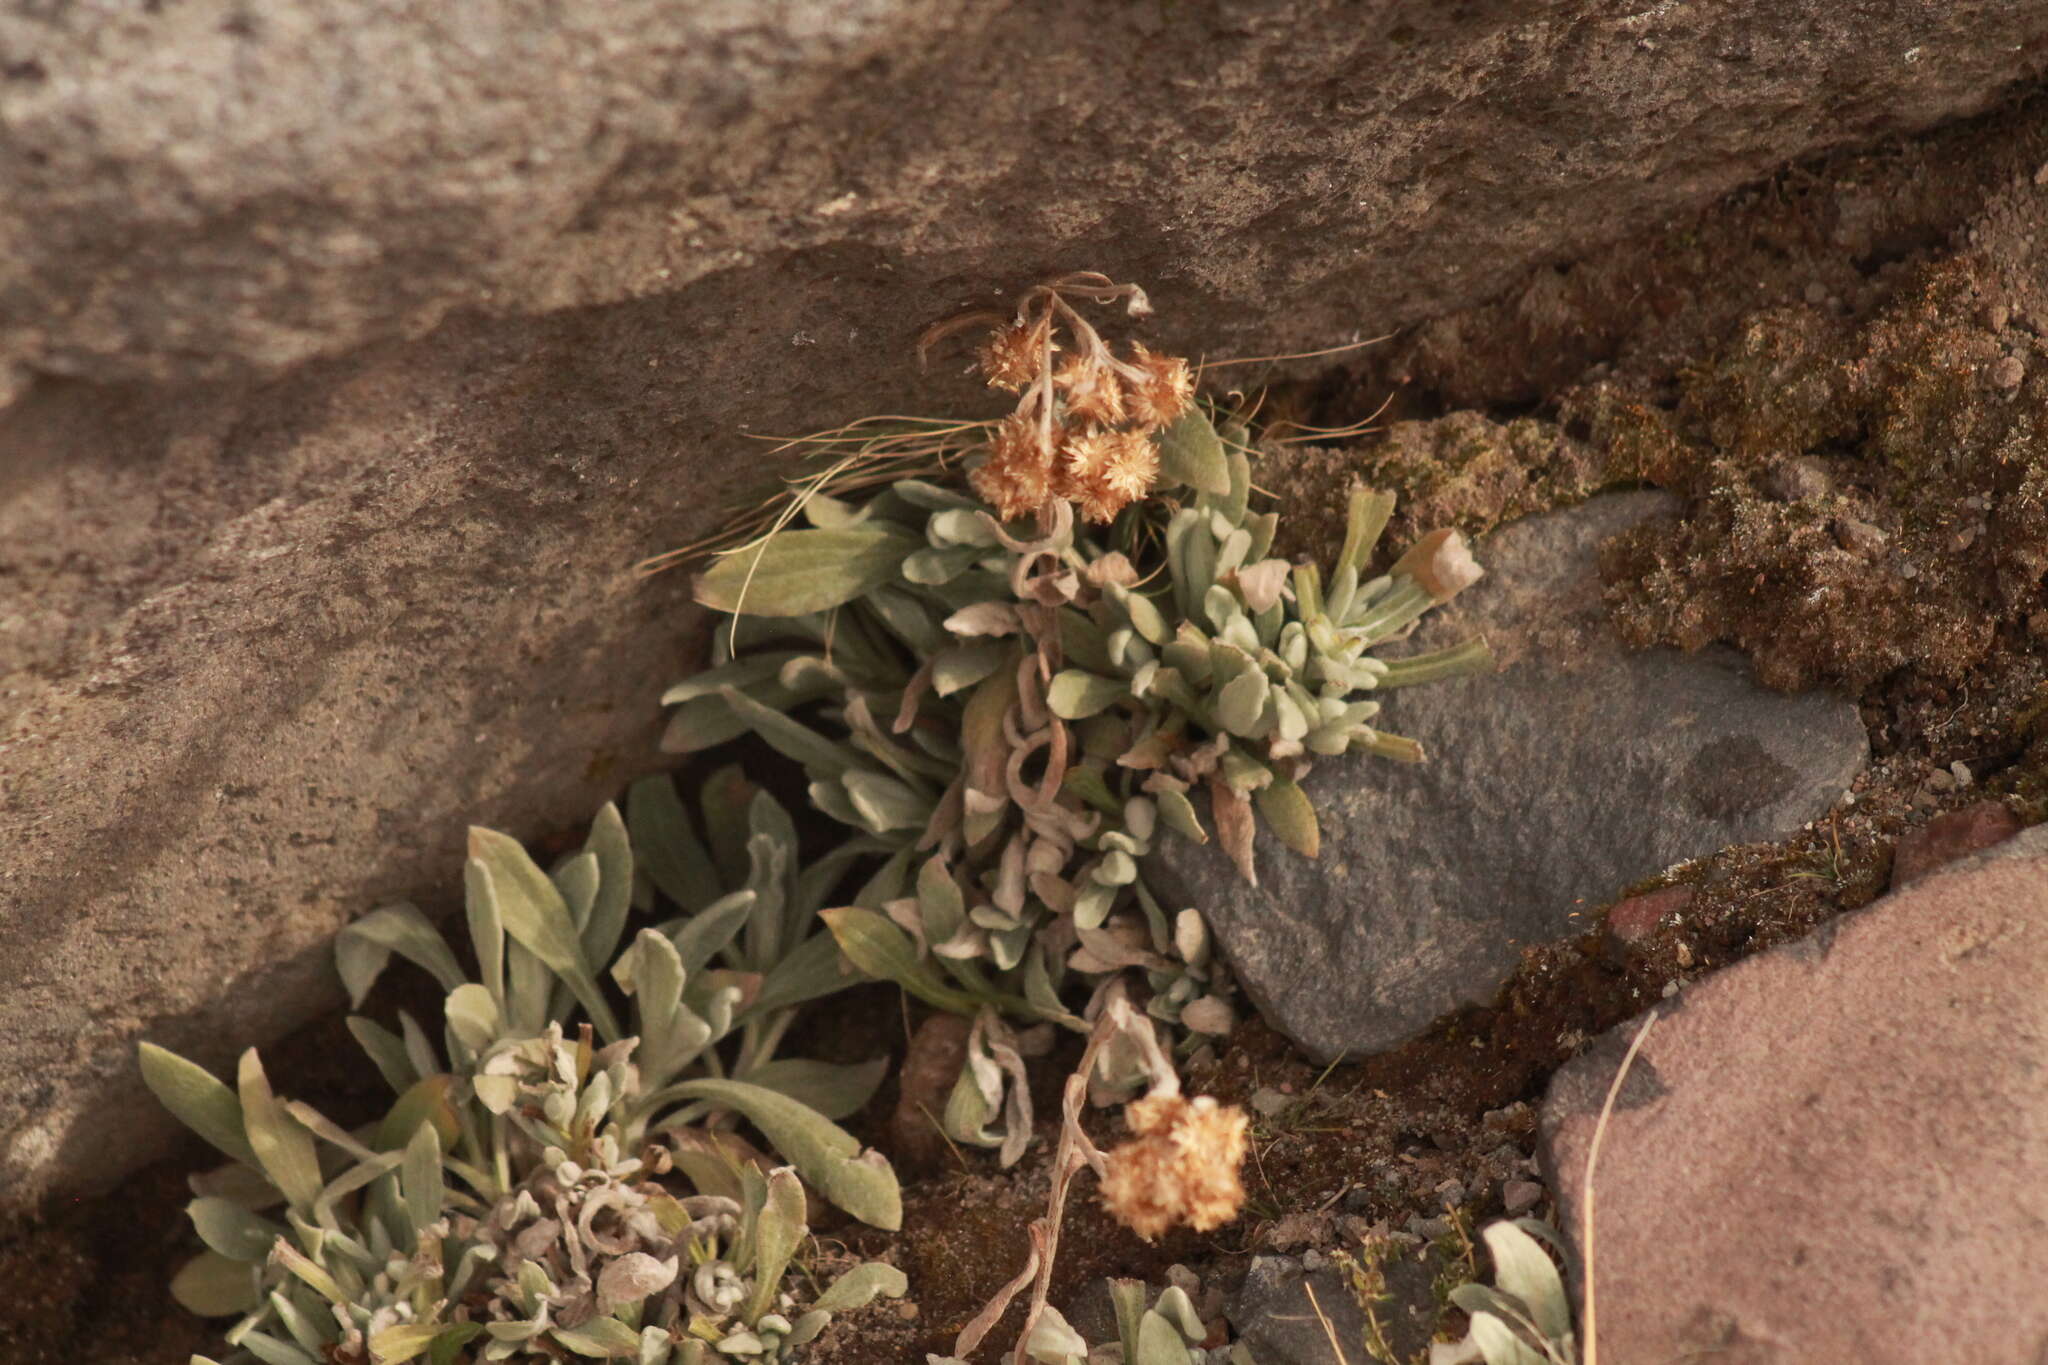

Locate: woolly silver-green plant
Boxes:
[140,786,904,1365]
[931,1280,1256,1365]
[670,406,1488,1157]
[1429,1220,1580,1365]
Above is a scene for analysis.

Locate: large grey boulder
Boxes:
[1145,494,1868,1061]
[1,0,2036,1205]
[1540,825,2048,1364]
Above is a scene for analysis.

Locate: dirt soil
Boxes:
[8,94,2048,1365]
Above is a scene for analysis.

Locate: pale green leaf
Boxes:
[401,1122,444,1234]
[170,1250,260,1318]
[659,1078,901,1230]
[334,903,464,1009]
[237,1050,322,1211]
[1254,779,1321,859]
[1482,1220,1573,1345]
[738,1055,889,1121]
[468,829,623,1043]
[628,776,717,912]
[1046,669,1127,720]
[1158,408,1231,495]
[746,1167,808,1321]
[693,526,921,617]
[808,1261,908,1315]
[580,802,635,972]
[138,1043,257,1167]
[186,1197,285,1263]
[818,907,989,1015]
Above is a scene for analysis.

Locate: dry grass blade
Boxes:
[1197,330,1395,374]
[634,416,989,579]
[1582,1008,1658,1365]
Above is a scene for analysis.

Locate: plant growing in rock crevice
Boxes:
[140,782,905,1365]
[671,278,1490,1160]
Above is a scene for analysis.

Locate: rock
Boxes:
[1230,1253,1438,1365]
[1890,799,2022,889]
[1502,1179,1545,1214]
[1762,457,1832,502]
[1832,516,1890,556]
[1147,494,1867,1061]
[1606,884,1697,945]
[888,1013,973,1177]
[1539,825,2048,1365]
[1991,354,2027,389]
[0,0,2025,1207]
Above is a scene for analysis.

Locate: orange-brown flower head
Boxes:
[1055,352,1126,426]
[972,412,1058,521]
[1123,342,1195,430]
[977,318,1054,392]
[1100,428,1160,502]
[1052,425,1112,502]
[1099,1092,1248,1240]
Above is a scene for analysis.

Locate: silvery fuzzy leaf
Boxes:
[798,490,868,529]
[598,1252,680,1311]
[1254,779,1321,859]
[693,525,923,618]
[552,1316,647,1359]
[1213,526,1252,579]
[811,775,867,831]
[820,907,990,1017]
[1060,764,1120,816]
[138,1044,259,1168]
[1336,485,1398,577]
[988,920,1034,972]
[373,1073,459,1151]
[1481,1220,1574,1345]
[1378,637,1495,688]
[1214,663,1269,737]
[1179,996,1236,1035]
[397,1011,443,1087]
[1151,1287,1204,1341]
[1161,625,1213,688]
[639,1324,679,1365]
[1172,909,1209,967]
[904,543,986,586]
[236,1328,320,1365]
[944,600,1021,637]
[1106,582,1172,646]
[809,1261,909,1315]
[746,1167,809,1321]
[1106,626,1155,671]
[236,1050,322,1212]
[444,982,501,1055]
[266,1286,331,1355]
[932,640,1011,696]
[1048,669,1127,720]
[1153,787,1207,844]
[751,930,859,1017]
[468,829,623,1043]
[656,1077,902,1230]
[916,855,967,942]
[1024,1304,1090,1364]
[474,1074,520,1114]
[1158,408,1231,495]
[662,652,809,708]
[842,768,933,833]
[718,686,862,778]
[1465,1307,1552,1365]
[1218,608,1261,656]
[1218,749,1274,795]
[187,1196,286,1263]
[1072,880,1119,933]
[401,1122,444,1237]
[335,903,465,1010]
[580,803,635,973]
[172,1249,262,1319]
[345,1016,416,1094]
[1133,1311,1195,1365]
[740,1055,889,1121]
[875,476,974,512]
[1270,688,1310,744]
[1092,850,1138,886]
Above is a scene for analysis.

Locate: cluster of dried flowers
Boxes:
[958,272,1196,523]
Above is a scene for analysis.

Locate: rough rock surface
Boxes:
[3,1,2039,1206]
[1146,494,1867,1061]
[1228,1256,1377,1365]
[1540,824,2048,1365]
[1890,798,2022,888]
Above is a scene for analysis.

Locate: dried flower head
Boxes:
[953,274,1191,527]
[1123,341,1195,430]
[978,317,1054,391]
[1056,352,1127,426]
[1098,1092,1248,1240]
[1392,527,1485,601]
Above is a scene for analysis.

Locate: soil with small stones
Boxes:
[9,94,2048,1365]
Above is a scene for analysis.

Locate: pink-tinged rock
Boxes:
[1605,884,1696,944]
[1891,799,2022,889]
[1541,826,2048,1365]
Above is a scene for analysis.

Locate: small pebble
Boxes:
[1503,1180,1544,1215]
[1408,1215,1453,1241]
[1250,1087,1292,1118]
[1662,978,1681,998]
[1166,1264,1201,1297]
[1435,1178,1467,1208]
[1988,303,2012,331]
[1832,517,1887,556]
[1764,457,1831,502]
[1952,760,1974,788]
[1804,281,1829,304]
[1301,1249,1327,1272]
[1992,355,2025,390]
[1928,767,1956,794]
[897,1302,921,1321]
[1674,940,1694,967]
